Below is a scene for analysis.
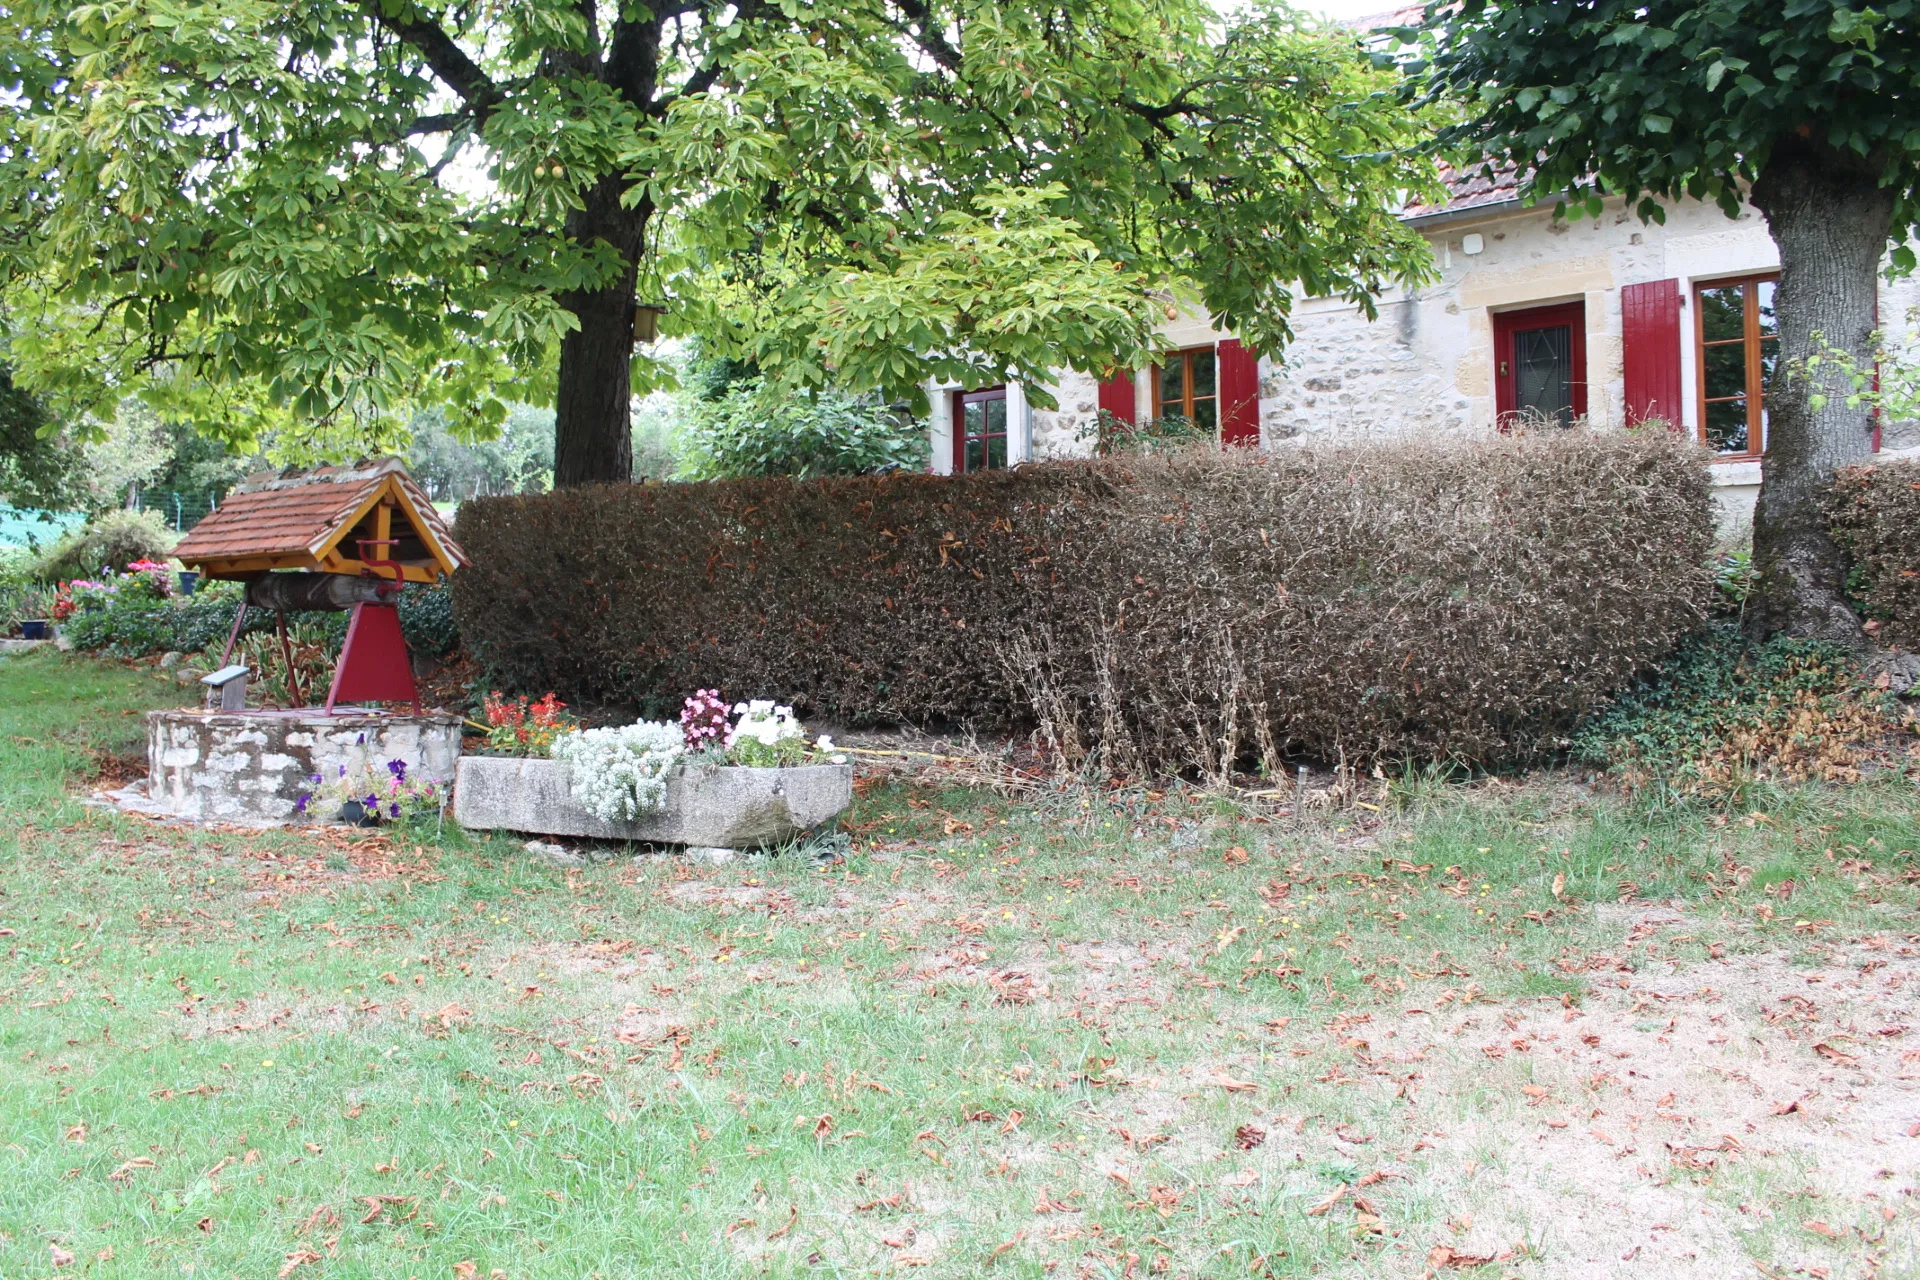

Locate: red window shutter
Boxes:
[1621,279,1682,428]
[1097,372,1135,423]
[1217,339,1260,447]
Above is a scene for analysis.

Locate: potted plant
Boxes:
[454,690,853,849]
[297,758,450,828]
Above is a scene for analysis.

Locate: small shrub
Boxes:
[455,433,1713,772]
[32,509,177,583]
[63,577,456,661]
[1570,623,1913,802]
[676,382,928,480]
[1829,460,1920,648]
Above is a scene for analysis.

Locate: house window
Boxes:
[1694,274,1776,458]
[1493,301,1587,427]
[952,386,1009,472]
[1153,346,1217,432]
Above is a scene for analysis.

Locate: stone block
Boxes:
[146,710,462,823]
[453,756,852,849]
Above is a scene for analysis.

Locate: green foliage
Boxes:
[406,405,554,502]
[0,0,1436,452]
[63,578,459,661]
[1570,624,1904,802]
[1093,410,1214,457]
[0,363,86,511]
[1407,0,1920,248]
[675,383,927,481]
[30,509,176,583]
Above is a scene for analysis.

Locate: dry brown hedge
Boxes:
[452,433,1713,773]
[1830,458,1920,650]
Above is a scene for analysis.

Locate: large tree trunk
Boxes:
[552,178,650,488]
[1745,136,1893,644]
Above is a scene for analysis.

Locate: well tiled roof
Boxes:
[173,458,465,571]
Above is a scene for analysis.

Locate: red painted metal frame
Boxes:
[1493,301,1587,427]
[323,539,420,714]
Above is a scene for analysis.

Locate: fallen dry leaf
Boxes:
[1804,1219,1842,1240]
[1426,1244,1497,1269]
[1305,1185,1348,1217]
[50,1244,74,1268]
[1813,1043,1859,1066]
[278,1249,322,1278]
[1234,1124,1265,1150]
[453,1263,479,1280]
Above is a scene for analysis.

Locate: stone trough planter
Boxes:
[452,756,852,849]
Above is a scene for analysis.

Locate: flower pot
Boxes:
[337,799,382,827]
[453,756,852,849]
[177,571,200,595]
[20,620,48,640]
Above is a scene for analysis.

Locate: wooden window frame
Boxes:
[1692,272,1778,461]
[951,385,1009,474]
[1151,345,1218,431]
[1493,301,1587,427]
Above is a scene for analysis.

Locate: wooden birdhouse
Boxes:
[172,459,468,714]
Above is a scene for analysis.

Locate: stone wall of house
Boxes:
[926,193,1920,526]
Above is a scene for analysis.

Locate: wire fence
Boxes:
[133,490,223,532]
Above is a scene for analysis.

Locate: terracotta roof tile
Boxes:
[1402,160,1522,220]
[173,457,466,572]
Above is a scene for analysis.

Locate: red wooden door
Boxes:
[1494,301,1586,427]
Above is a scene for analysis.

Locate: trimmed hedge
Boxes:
[452,434,1713,771]
[65,579,461,661]
[1830,459,1920,650]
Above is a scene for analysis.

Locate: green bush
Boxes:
[63,577,458,661]
[1570,623,1903,801]
[453,433,1714,772]
[32,509,177,583]
[1829,459,1920,648]
[675,382,928,481]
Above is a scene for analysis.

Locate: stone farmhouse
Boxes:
[926,153,1920,535]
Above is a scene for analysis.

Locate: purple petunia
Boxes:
[294,793,310,813]
[386,758,407,782]
[389,802,401,819]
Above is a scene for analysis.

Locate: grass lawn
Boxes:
[3,648,1918,1279]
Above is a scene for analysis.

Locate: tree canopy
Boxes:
[1409,0,1920,644]
[1405,0,1920,244]
[0,0,1437,481]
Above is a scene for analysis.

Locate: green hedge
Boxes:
[452,434,1714,772]
[1830,458,1920,649]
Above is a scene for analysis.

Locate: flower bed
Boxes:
[455,690,852,848]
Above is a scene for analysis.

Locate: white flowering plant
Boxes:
[723,699,848,768]
[550,720,685,822]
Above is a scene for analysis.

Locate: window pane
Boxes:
[1756,280,1777,336]
[1704,398,1750,454]
[1703,342,1748,399]
[982,398,1006,435]
[965,438,985,472]
[985,433,1007,470]
[1513,324,1573,424]
[1190,350,1216,397]
[1757,336,1777,390]
[1159,362,1183,408]
[1699,286,1745,342]
[963,403,986,437]
[1192,397,1216,432]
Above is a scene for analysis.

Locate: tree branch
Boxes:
[894,0,962,73]
[643,0,762,118]
[363,2,501,126]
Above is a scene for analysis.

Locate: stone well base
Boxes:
[453,756,852,848]
[147,709,462,823]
